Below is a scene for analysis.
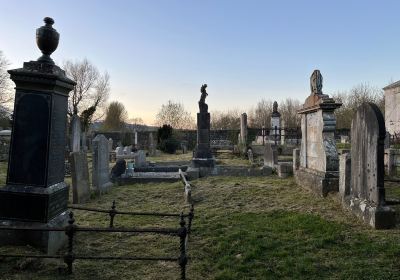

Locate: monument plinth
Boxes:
[192,84,215,170]
[0,18,75,253]
[294,70,342,196]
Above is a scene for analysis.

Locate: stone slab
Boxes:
[70,152,90,204]
[295,167,338,197]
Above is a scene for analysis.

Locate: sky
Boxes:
[1,0,400,124]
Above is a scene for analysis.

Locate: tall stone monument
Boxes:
[240,113,248,145]
[0,18,75,253]
[341,103,395,229]
[294,70,341,196]
[71,114,81,152]
[270,101,281,138]
[192,84,215,168]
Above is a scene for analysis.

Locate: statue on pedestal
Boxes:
[199,84,208,113]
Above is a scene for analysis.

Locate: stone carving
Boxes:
[310,70,323,95]
[199,84,208,113]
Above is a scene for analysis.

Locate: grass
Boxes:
[0,174,400,279]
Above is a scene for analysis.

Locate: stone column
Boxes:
[71,114,81,152]
[0,18,75,253]
[294,70,341,197]
[240,113,247,145]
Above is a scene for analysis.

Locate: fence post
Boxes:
[188,204,194,234]
[109,200,117,228]
[178,212,188,280]
[64,211,77,274]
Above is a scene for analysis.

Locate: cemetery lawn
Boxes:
[1,176,400,279]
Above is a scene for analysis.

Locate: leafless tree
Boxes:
[102,101,128,131]
[155,100,195,129]
[211,109,241,129]
[63,58,110,129]
[248,99,273,128]
[0,51,12,106]
[333,83,384,129]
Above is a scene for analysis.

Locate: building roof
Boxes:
[383,80,400,90]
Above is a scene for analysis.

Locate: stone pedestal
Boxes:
[294,93,341,196]
[192,112,215,169]
[0,53,75,252]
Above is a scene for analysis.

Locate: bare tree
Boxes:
[248,99,273,128]
[279,98,302,128]
[333,83,384,129]
[155,100,195,129]
[211,109,241,129]
[102,101,128,131]
[0,51,12,105]
[63,58,110,129]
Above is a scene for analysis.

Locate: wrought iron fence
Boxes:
[0,202,194,280]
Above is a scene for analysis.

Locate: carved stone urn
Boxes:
[36,17,59,64]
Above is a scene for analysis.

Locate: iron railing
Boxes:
[0,203,194,280]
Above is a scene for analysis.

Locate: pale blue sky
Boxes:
[1,0,399,123]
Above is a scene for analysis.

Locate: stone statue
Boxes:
[273,101,278,113]
[310,70,323,95]
[199,84,208,112]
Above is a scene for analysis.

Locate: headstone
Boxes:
[116,145,124,156]
[0,17,75,254]
[294,70,342,196]
[338,153,351,198]
[70,152,90,204]
[81,130,88,151]
[277,163,293,178]
[247,148,254,164]
[110,159,127,181]
[134,150,147,167]
[293,148,300,171]
[148,133,156,156]
[343,103,395,229]
[192,84,215,170]
[92,134,112,193]
[385,148,397,177]
[71,114,81,152]
[263,143,277,168]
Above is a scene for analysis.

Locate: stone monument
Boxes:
[341,103,395,229]
[270,101,281,140]
[192,84,215,169]
[0,18,76,253]
[92,134,112,193]
[294,70,342,196]
[240,113,248,145]
[71,114,81,152]
[70,151,90,204]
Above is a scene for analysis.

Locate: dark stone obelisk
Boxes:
[192,84,215,168]
[0,17,75,254]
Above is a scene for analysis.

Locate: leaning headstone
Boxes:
[294,70,341,196]
[343,103,395,229]
[263,143,277,168]
[92,134,112,193]
[134,150,147,167]
[71,114,81,152]
[0,18,75,254]
[70,152,90,204]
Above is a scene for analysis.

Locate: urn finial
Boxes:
[36,17,59,64]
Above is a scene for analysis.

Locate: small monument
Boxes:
[192,84,215,170]
[340,103,395,229]
[294,70,342,196]
[0,18,76,253]
[270,101,281,141]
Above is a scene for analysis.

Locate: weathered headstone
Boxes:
[134,150,147,167]
[92,134,112,193]
[263,143,277,168]
[192,84,215,170]
[0,18,75,253]
[294,70,341,196]
[342,103,395,229]
[240,113,248,145]
[70,152,90,204]
[71,114,81,152]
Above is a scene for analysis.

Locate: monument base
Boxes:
[191,158,216,177]
[342,197,396,229]
[0,211,68,254]
[294,167,338,197]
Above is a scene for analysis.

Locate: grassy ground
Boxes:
[0,173,400,279]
